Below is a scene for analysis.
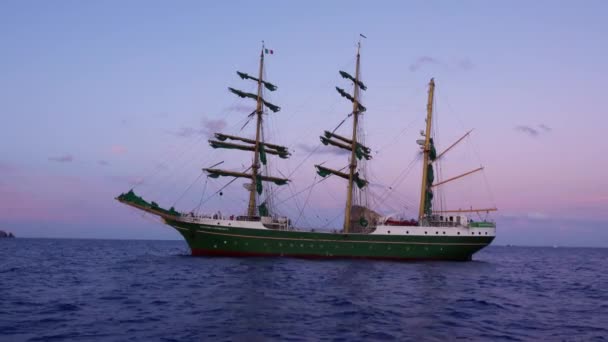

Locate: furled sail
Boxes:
[204,168,289,185]
[315,165,367,189]
[335,87,366,113]
[208,140,290,159]
[339,70,367,91]
[228,87,281,113]
[320,136,371,160]
[236,71,278,91]
[320,131,372,160]
[214,133,290,155]
[423,138,437,215]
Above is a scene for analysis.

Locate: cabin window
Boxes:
[440,216,444,221]
[449,216,454,222]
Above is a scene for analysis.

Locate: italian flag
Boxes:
[264,49,274,55]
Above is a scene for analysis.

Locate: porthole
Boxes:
[435,231,439,235]
[485,232,488,235]
[425,231,428,235]
[457,232,460,235]
[217,222,220,225]
[406,231,409,234]
[442,231,446,235]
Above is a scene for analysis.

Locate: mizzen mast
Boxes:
[418,78,436,222]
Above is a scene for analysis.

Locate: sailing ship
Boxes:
[117,42,497,261]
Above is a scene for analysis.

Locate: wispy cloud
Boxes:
[110,175,144,186]
[409,56,441,72]
[515,125,539,137]
[515,124,552,137]
[49,154,74,163]
[201,118,227,137]
[224,104,255,113]
[409,56,475,72]
[171,117,228,138]
[457,58,474,71]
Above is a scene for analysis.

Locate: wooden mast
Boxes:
[343,42,362,233]
[247,43,265,217]
[418,78,435,221]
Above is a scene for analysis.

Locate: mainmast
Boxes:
[247,45,266,217]
[314,39,370,233]
[343,42,362,233]
[418,78,436,222]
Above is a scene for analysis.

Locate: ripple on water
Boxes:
[0,240,606,341]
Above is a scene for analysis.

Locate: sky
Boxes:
[1,1,607,247]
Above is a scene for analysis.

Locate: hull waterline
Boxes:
[166,219,494,261]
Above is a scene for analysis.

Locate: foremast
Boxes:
[205,42,289,217]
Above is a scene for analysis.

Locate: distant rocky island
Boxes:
[0,230,15,238]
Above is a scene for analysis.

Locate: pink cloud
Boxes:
[48,154,74,163]
[0,168,136,224]
[110,145,128,155]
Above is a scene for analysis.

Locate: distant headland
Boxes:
[0,230,15,238]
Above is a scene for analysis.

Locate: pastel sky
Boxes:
[1,1,607,247]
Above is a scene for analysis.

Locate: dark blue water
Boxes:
[1,239,607,341]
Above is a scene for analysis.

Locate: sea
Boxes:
[1,239,606,341]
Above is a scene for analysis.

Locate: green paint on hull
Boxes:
[166,219,494,261]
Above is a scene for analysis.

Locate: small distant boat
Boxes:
[117,40,497,261]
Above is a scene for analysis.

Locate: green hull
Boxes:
[166,219,494,261]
